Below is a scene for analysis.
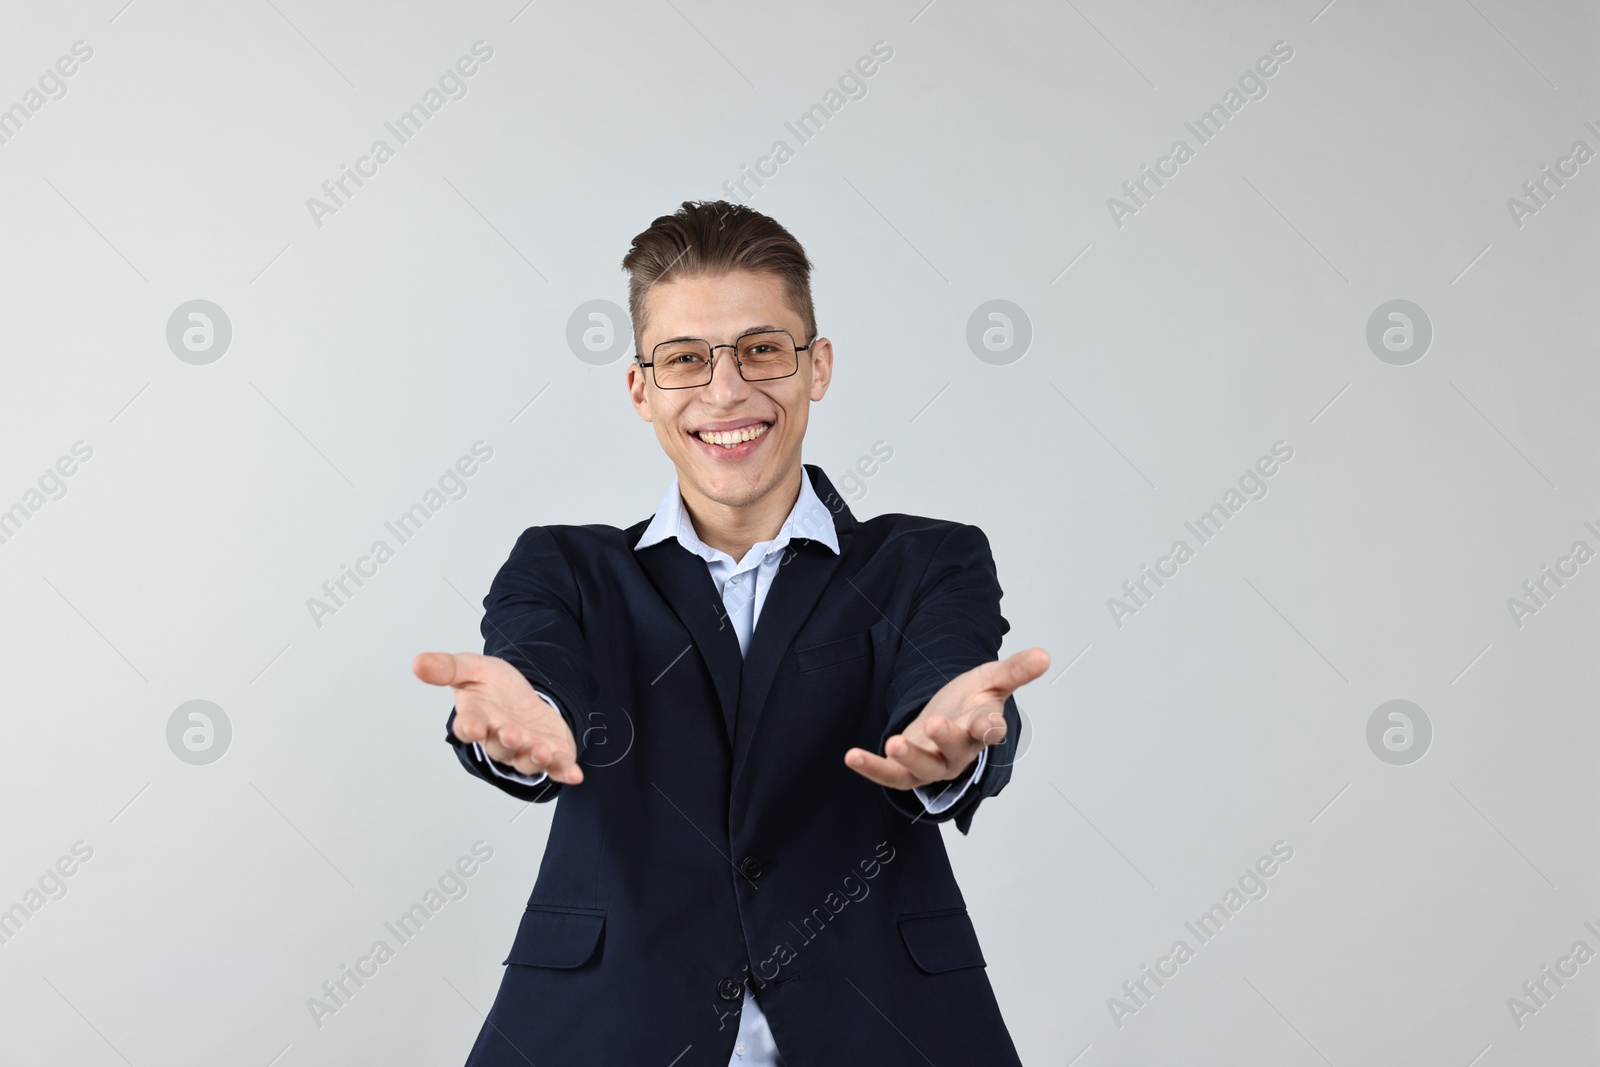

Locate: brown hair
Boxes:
[621,200,816,352]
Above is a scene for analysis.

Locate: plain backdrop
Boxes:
[0,0,1595,1064]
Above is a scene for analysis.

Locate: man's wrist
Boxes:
[913,747,987,815]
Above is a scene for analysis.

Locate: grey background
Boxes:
[1,0,1595,1063]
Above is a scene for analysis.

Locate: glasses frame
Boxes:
[635,327,815,390]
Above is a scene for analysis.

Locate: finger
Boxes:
[491,725,584,786]
[451,710,491,744]
[902,723,960,764]
[903,717,947,758]
[412,650,483,688]
[542,746,585,786]
[450,694,500,744]
[490,724,548,769]
[492,740,556,781]
[844,748,919,790]
[886,732,941,764]
[481,732,539,771]
[966,710,1008,746]
[885,733,950,783]
[971,647,1050,697]
[496,720,528,752]
[926,722,984,771]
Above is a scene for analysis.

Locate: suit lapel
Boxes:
[627,466,857,753]
[632,532,745,744]
[732,465,855,776]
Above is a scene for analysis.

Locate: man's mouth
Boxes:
[692,421,772,449]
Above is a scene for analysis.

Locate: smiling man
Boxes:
[413,200,1047,1066]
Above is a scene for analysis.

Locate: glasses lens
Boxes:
[652,340,712,388]
[736,331,797,381]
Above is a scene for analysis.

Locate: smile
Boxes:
[693,422,771,448]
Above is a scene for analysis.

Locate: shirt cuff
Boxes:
[472,687,560,787]
[914,747,987,814]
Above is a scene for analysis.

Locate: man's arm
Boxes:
[847,523,1043,835]
[461,566,989,814]
[425,526,600,803]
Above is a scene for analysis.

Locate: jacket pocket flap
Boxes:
[897,910,986,974]
[504,906,605,969]
[797,631,872,672]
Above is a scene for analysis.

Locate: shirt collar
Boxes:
[635,468,841,563]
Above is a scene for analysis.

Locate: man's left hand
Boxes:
[844,647,1049,791]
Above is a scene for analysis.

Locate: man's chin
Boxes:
[680,455,780,508]
[689,471,768,509]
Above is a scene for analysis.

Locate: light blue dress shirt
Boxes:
[473,471,986,1065]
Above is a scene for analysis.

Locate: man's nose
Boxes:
[704,346,752,400]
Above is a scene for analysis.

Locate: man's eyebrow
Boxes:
[654,324,788,345]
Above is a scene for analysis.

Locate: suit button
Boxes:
[739,856,764,879]
[718,976,743,1001]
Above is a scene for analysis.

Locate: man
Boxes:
[413,200,1048,1065]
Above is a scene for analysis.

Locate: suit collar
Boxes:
[633,465,845,558]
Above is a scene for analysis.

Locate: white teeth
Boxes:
[696,423,769,447]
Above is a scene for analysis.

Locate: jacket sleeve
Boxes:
[443,525,598,804]
[879,523,1021,835]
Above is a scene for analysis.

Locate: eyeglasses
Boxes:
[636,328,813,390]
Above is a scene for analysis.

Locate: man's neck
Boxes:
[679,464,804,562]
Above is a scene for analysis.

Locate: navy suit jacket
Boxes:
[445,464,1025,1066]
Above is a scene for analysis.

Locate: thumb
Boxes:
[979,646,1050,696]
[413,651,474,687]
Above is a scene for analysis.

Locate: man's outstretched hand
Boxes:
[844,647,1049,792]
[413,651,583,785]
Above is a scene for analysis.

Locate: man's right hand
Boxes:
[413,651,584,785]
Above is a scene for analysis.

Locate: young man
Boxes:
[413,201,1048,1065]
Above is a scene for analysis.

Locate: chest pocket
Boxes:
[796,630,873,672]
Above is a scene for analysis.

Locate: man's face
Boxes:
[626,270,832,510]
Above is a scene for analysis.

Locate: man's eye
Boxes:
[745,344,774,355]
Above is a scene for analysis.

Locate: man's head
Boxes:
[623,201,832,514]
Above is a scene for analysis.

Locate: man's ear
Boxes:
[808,337,833,401]
[626,362,653,422]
